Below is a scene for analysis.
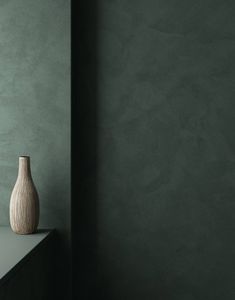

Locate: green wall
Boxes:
[76,0,235,299]
[0,0,70,233]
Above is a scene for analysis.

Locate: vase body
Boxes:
[10,156,39,234]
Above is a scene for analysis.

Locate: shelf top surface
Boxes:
[0,226,52,283]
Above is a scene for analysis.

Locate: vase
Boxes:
[9,156,39,234]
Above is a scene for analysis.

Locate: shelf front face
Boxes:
[0,226,52,283]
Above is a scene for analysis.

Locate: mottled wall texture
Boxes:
[0,0,70,296]
[75,0,235,299]
[0,0,70,234]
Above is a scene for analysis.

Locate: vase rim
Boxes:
[19,155,30,159]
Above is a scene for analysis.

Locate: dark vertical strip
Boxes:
[71,0,98,299]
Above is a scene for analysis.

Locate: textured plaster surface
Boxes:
[80,1,235,299]
[0,0,70,233]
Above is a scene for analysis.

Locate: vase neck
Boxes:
[18,156,32,179]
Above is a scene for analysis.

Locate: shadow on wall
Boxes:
[71,0,99,299]
[45,181,71,299]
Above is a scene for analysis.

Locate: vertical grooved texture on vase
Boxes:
[10,156,39,234]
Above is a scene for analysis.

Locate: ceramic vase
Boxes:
[9,156,39,234]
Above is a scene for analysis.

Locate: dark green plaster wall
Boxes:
[76,0,235,299]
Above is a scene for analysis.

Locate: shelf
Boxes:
[0,226,53,286]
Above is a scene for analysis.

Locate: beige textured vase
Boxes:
[9,156,39,234]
